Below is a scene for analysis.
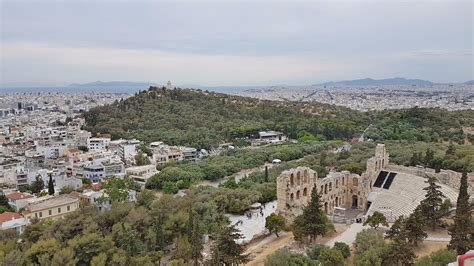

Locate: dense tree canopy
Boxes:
[0,188,243,266]
[84,88,473,149]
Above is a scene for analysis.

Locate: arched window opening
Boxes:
[353,177,358,187]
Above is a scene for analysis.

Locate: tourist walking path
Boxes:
[325,223,367,247]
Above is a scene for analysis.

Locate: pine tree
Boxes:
[448,171,473,254]
[385,216,407,242]
[385,216,416,265]
[419,176,445,229]
[31,176,44,194]
[319,152,327,167]
[363,211,388,228]
[301,187,331,242]
[405,209,427,246]
[409,152,418,166]
[208,225,248,265]
[424,148,435,167]
[48,174,55,195]
[445,143,455,157]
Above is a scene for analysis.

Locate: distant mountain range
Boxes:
[68,81,157,88]
[316,77,434,87]
[464,80,474,85]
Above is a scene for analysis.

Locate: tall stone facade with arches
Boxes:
[276,144,389,222]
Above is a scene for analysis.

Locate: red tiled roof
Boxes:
[5,192,33,200]
[68,147,80,153]
[0,212,21,223]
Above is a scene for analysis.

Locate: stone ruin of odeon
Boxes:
[276,144,472,223]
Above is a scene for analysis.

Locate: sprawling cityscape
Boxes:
[239,84,474,112]
[1,1,473,265]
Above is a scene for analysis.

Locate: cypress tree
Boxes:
[187,208,203,266]
[302,187,331,242]
[48,174,55,195]
[424,148,435,166]
[208,225,248,265]
[419,176,445,229]
[264,166,269,182]
[448,171,473,254]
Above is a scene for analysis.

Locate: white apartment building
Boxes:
[125,164,158,185]
[83,164,106,183]
[35,143,68,158]
[118,139,140,165]
[87,137,111,151]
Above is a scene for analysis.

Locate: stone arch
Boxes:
[320,185,324,194]
[352,195,358,208]
[335,197,339,206]
[290,174,294,186]
[296,172,301,185]
[296,190,300,199]
[303,187,308,197]
[336,179,339,188]
[353,177,358,187]
[382,159,385,168]
[342,176,345,185]
[290,193,294,201]
[324,202,328,213]
[329,182,332,191]
[324,184,328,194]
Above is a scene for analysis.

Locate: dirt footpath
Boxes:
[244,232,294,266]
[244,224,349,265]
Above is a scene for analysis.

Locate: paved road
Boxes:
[324,223,451,247]
[227,200,277,244]
[325,223,367,247]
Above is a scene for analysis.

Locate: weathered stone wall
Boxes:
[276,144,389,222]
[276,166,317,222]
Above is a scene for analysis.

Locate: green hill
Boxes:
[84,87,366,149]
[84,87,473,149]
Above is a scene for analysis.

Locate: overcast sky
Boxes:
[1,0,472,87]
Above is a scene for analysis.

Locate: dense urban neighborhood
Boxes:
[239,84,474,112]
[0,86,472,265]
